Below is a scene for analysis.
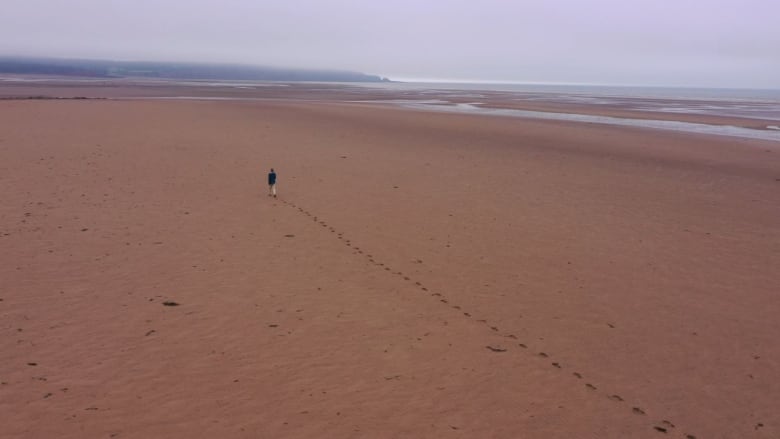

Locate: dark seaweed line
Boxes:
[279,198,703,438]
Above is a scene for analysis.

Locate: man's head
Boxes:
[270,168,274,172]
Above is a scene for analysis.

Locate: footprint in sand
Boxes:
[551,362,561,368]
[572,372,582,379]
[609,394,623,402]
[653,426,667,433]
[486,346,507,352]
[585,383,597,390]
[632,407,646,415]
[538,352,549,358]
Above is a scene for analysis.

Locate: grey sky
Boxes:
[2,0,778,87]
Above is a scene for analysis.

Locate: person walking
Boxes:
[268,168,277,197]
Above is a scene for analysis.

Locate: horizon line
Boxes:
[1,54,778,91]
[387,78,780,91]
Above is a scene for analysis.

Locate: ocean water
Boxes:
[5,75,778,142]
[353,82,780,142]
[395,102,780,143]
[357,82,780,103]
[134,81,780,142]
[355,82,780,121]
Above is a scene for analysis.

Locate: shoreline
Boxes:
[2,76,780,142]
[390,100,780,143]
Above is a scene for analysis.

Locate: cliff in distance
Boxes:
[0,56,390,82]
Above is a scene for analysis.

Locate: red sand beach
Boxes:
[1,82,779,438]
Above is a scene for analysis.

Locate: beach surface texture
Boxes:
[1,80,779,438]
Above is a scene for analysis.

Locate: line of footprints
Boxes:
[280,198,732,439]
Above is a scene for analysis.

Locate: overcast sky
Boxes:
[1,0,778,88]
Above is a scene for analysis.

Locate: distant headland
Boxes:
[0,56,391,83]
